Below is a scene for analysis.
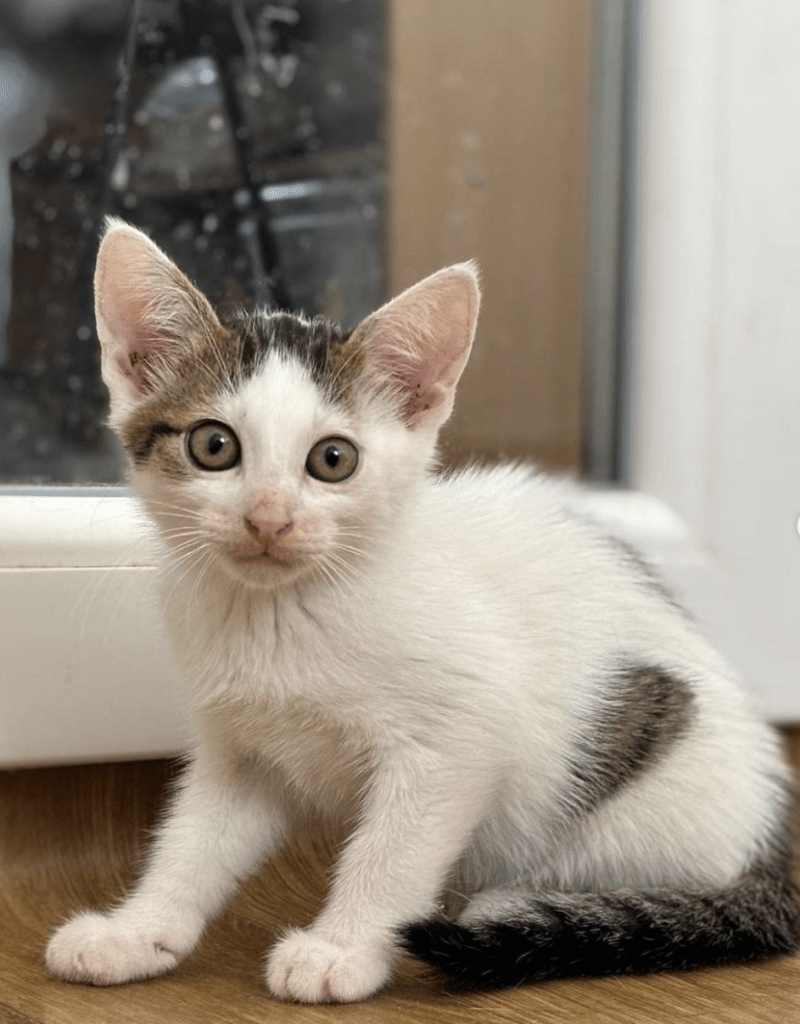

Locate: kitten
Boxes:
[46,219,799,1002]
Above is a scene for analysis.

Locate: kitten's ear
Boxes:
[94,217,222,420]
[354,262,480,431]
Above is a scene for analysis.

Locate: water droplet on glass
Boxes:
[111,154,130,191]
[208,113,225,132]
[202,213,220,233]
[233,188,251,209]
[77,326,92,341]
[173,221,195,242]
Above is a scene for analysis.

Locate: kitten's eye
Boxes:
[186,420,241,471]
[305,437,359,483]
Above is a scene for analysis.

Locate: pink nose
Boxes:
[244,508,293,544]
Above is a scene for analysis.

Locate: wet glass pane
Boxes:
[0,0,385,483]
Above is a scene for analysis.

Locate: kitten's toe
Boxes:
[265,928,393,1003]
[45,910,185,985]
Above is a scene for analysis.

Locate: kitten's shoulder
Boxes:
[426,462,665,588]
[430,462,579,522]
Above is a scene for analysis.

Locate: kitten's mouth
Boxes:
[228,540,297,570]
[231,548,294,569]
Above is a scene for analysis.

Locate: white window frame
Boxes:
[1,0,798,768]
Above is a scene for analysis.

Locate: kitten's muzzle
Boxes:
[234,510,297,569]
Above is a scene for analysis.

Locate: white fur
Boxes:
[46,232,790,1002]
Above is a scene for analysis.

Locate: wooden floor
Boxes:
[2,731,799,1024]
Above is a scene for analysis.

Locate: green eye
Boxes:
[305,437,359,483]
[186,420,241,471]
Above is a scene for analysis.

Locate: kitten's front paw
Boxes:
[46,910,191,986]
[265,928,393,1003]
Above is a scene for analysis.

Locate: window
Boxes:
[2,0,797,768]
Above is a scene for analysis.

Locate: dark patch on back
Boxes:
[569,664,695,815]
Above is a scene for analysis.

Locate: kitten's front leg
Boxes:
[46,743,288,986]
[265,751,489,1003]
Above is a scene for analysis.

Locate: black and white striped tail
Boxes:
[401,865,800,991]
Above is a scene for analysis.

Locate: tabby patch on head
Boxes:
[121,310,356,474]
[224,310,362,404]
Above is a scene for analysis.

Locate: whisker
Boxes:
[186,547,219,618]
[310,548,370,614]
[161,541,218,609]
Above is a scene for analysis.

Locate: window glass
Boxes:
[0,0,385,484]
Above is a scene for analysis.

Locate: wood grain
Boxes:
[388,0,592,471]
[1,732,799,1022]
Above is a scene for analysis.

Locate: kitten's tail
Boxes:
[400,862,800,990]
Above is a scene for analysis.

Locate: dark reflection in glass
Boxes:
[0,0,385,483]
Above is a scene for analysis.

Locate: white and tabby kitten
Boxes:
[46,219,799,1002]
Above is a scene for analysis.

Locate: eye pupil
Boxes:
[325,445,340,468]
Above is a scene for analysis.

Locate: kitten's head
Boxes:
[95,218,480,590]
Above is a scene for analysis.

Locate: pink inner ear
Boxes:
[102,287,167,394]
[402,379,439,422]
[114,335,160,392]
[395,356,454,425]
[95,223,221,403]
[369,275,478,430]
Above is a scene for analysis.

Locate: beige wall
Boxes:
[388,0,592,470]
